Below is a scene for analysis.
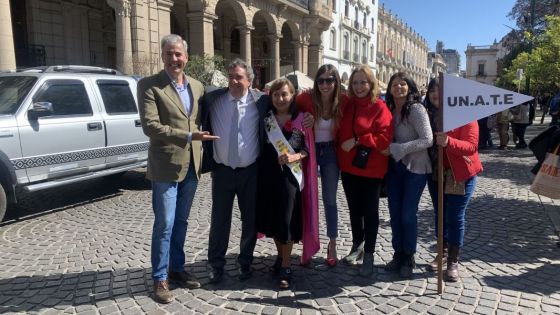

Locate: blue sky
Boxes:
[379,0,517,70]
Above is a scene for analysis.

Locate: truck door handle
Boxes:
[87,122,103,131]
[135,119,142,127]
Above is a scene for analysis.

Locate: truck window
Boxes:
[97,80,137,114]
[34,80,92,116]
[0,76,37,115]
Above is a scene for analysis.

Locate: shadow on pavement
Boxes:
[1,170,150,226]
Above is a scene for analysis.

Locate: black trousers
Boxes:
[512,123,529,145]
[208,163,257,269]
[341,172,382,254]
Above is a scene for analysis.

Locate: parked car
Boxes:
[0,65,149,221]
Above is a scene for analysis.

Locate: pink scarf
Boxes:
[293,114,319,265]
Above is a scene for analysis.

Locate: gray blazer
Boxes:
[197,87,267,173]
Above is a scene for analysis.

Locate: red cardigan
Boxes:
[336,96,393,178]
[443,121,483,181]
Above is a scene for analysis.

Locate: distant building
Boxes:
[322,0,379,84]
[465,37,510,85]
[436,41,460,75]
[376,5,430,89]
[427,51,447,78]
[1,0,333,87]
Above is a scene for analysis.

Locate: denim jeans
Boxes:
[151,163,198,281]
[386,160,427,254]
[316,141,339,239]
[427,174,477,247]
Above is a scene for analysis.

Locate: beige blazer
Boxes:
[138,71,204,181]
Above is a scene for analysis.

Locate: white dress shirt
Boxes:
[210,91,260,168]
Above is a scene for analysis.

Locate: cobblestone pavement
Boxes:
[1,122,559,315]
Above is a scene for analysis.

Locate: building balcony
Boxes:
[285,0,308,9]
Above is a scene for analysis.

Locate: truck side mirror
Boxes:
[28,102,53,120]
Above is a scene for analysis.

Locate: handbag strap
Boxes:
[351,103,358,140]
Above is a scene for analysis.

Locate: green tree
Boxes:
[508,0,560,33]
[526,15,560,93]
[184,54,226,87]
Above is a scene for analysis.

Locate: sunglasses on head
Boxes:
[316,77,336,85]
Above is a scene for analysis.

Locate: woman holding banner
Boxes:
[424,77,482,282]
[256,78,317,290]
[337,65,393,276]
[296,64,347,267]
[382,72,433,278]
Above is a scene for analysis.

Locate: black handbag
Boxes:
[351,104,371,169]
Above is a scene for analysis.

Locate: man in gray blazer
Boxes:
[138,34,217,303]
[198,59,267,284]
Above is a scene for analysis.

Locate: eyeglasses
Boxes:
[316,77,336,85]
[352,80,369,86]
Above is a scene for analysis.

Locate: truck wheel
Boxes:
[0,184,6,223]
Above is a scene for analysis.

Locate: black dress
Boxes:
[256,115,307,244]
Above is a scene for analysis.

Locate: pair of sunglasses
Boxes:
[316,77,336,85]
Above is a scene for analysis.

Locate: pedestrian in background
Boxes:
[138,34,218,304]
[382,72,433,278]
[256,78,317,289]
[337,65,393,276]
[424,77,483,282]
[496,109,511,150]
[510,101,532,149]
[296,64,348,267]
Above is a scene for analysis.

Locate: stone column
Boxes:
[267,34,281,80]
[301,42,309,75]
[187,11,217,57]
[0,0,16,70]
[107,0,133,74]
[238,26,253,65]
[308,44,322,76]
[292,41,302,72]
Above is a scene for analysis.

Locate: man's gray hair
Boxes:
[161,34,188,54]
[228,58,254,82]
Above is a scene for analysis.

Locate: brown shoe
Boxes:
[427,254,447,272]
[153,280,173,304]
[168,271,201,289]
[446,261,460,282]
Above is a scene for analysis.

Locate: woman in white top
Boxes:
[381,72,433,278]
[296,64,347,267]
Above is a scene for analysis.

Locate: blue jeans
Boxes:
[386,160,427,254]
[427,174,477,247]
[316,141,339,239]
[151,163,198,281]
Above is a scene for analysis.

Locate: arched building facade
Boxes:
[1,0,332,89]
[376,5,429,89]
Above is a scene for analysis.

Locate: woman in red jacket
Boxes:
[424,77,483,282]
[337,65,393,276]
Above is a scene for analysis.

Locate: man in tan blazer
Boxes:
[138,34,217,304]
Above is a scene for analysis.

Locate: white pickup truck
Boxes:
[0,66,149,221]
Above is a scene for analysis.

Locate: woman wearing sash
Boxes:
[337,65,393,276]
[424,77,482,282]
[256,78,317,289]
[296,64,347,267]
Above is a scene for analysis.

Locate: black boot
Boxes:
[446,245,460,282]
[399,253,415,278]
[384,252,403,272]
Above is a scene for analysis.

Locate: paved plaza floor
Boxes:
[1,120,559,314]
